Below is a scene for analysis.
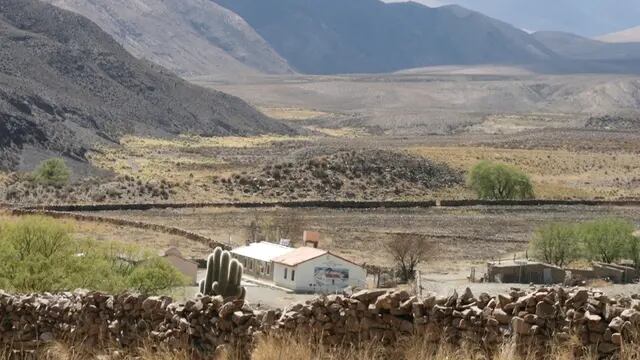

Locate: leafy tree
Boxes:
[0,216,187,294]
[580,218,634,264]
[468,161,534,200]
[384,234,431,282]
[128,258,188,295]
[32,158,71,187]
[627,235,640,270]
[529,223,581,267]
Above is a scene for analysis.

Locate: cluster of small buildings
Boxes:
[486,259,639,285]
[230,231,366,293]
[155,231,366,294]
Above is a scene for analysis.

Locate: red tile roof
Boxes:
[272,247,327,266]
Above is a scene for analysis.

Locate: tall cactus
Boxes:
[199,247,246,300]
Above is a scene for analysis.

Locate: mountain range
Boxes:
[401,0,640,38]
[34,0,640,76]
[533,32,640,62]
[43,0,293,78]
[0,0,293,171]
[212,0,556,74]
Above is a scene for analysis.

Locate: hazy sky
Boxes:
[385,0,640,37]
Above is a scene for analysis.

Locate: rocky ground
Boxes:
[2,287,640,359]
[0,174,179,204]
[220,149,463,200]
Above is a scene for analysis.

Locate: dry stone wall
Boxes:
[1,287,639,358]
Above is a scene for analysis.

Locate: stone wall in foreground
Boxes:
[1,287,639,358]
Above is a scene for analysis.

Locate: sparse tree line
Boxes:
[529,217,639,269]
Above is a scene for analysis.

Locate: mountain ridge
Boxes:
[212,0,557,75]
[0,0,294,171]
[43,0,294,78]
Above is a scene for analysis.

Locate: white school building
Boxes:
[229,242,367,293]
[271,246,366,293]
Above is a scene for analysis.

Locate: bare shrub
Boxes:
[384,234,432,282]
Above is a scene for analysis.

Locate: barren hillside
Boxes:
[202,72,640,135]
[44,0,293,78]
[0,0,294,171]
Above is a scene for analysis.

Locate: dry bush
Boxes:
[0,341,194,360]
[385,234,432,282]
[247,332,640,360]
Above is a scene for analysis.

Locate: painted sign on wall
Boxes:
[314,267,349,287]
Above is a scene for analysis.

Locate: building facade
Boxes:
[272,247,366,293]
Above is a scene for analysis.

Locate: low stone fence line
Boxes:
[17,200,439,212]
[1,287,638,358]
[438,199,640,207]
[11,198,640,213]
[9,209,231,251]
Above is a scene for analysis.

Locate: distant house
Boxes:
[230,241,294,281]
[272,247,366,293]
[487,260,565,284]
[162,247,198,285]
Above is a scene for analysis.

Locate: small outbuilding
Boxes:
[487,260,565,284]
[272,247,366,293]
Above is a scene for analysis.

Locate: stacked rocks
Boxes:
[0,291,256,355]
[274,287,640,358]
[0,287,639,358]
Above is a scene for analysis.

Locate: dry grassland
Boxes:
[0,213,207,258]
[304,126,369,137]
[88,134,309,183]
[257,106,329,120]
[11,333,640,360]
[410,146,640,199]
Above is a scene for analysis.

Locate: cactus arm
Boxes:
[219,251,231,295]
[235,262,243,288]
[204,254,215,295]
[199,279,205,294]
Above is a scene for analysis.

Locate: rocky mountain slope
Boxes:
[597,26,640,43]
[213,0,556,74]
[410,0,640,38]
[533,31,640,61]
[0,0,294,171]
[43,0,292,78]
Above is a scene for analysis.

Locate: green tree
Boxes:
[529,223,581,267]
[580,218,634,264]
[468,161,534,200]
[32,158,71,187]
[128,258,188,295]
[0,216,187,294]
[627,235,640,270]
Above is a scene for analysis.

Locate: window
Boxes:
[291,270,295,281]
[249,260,253,270]
[284,268,288,279]
[266,263,270,275]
